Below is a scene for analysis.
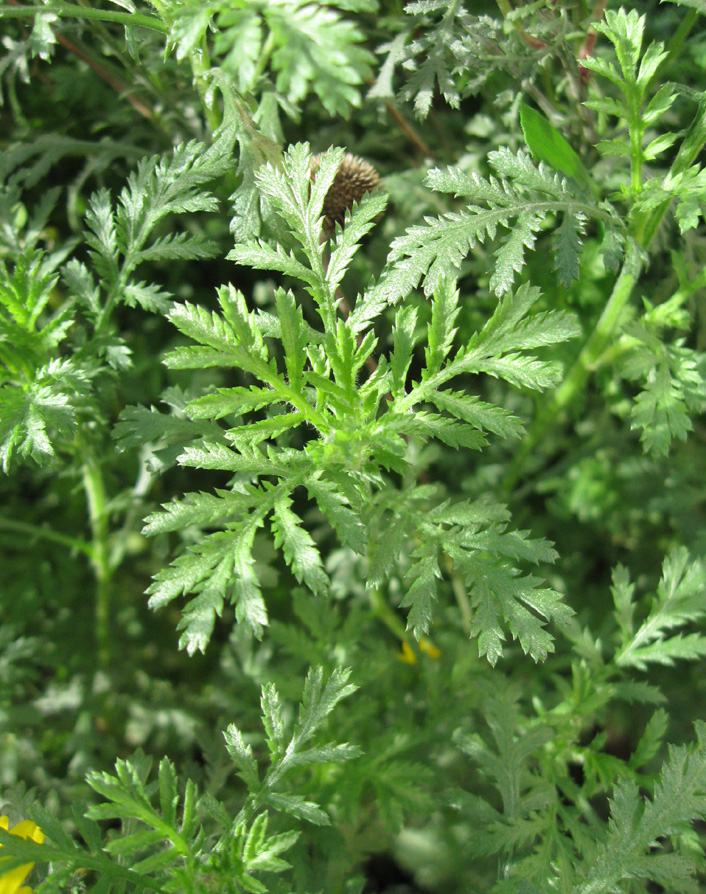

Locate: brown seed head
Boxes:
[311,152,381,231]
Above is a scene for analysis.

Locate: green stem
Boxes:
[660,8,698,76]
[190,35,222,134]
[505,96,706,492]
[0,516,92,556]
[637,94,706,246]
[629,109,643,195]
[148,0,221,133]
[600,266,706,367]
[445,555,471,635]
[82,451,112,668]
[504,239,642,492]
[94,279,122,337]
[369,588,406,639]
[252,30,276,83]
[0,5,168,33]
[368,587,413,651]
[627,72,643,195]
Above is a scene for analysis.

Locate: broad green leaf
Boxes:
[520,103,594,192]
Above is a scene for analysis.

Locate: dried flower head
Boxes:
[311,152,381,231]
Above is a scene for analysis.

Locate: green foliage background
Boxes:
[2,1,706,892]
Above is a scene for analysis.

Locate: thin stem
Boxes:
[369,587,408,642]
[503,239,642,493]
[56,31,155,120]
[368,587,425,662]
[629,112,643,195]
[384,99,436,160]
[495,0,546,49]
[321,231,380,377]
[0,4,168,33]
[0,516,92,556]
[659,8,698,77]
[627,76,644,196]
[190,35,222,134]
[252,30,276,83]
[445,555,471,635]
[108,451,154,571]
[3,0,175,129]
[506,95,706,491]
[94,273,125,337]
[82,450,113,669]
[74,0,126,47]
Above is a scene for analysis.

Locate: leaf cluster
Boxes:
[3,3,706,893]
[0,666,356,894]
[0,110,236,471]
[131,142,579,660]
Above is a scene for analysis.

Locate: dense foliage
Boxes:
[2,1,706,891]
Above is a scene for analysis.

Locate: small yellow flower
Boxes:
[0,816,44,894]
[419,637,441,659]
[398,641,417,664]
[397,637,442,664]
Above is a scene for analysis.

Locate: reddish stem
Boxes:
[5,0,153,120]
[578,0,608,83]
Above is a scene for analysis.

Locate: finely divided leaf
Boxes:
[372,151,606,303]
[276,289,309,386]
[401,540,442,638]
[425,278,460,376]
[272,496,329,596]
[616,548,706,670]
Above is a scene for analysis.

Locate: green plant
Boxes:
[2,1,706,892]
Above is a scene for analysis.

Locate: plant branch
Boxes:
[384,99,436,160]
[3,0,164,121]
[0,516,92,556]
[505,96,706,492]
[369,587,407,640]
[252,29,276,83]
[503,238,642,493]
[659,8,698,77]
[56,31,155,120]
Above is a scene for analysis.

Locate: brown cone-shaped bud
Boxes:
[311,152,381,231]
